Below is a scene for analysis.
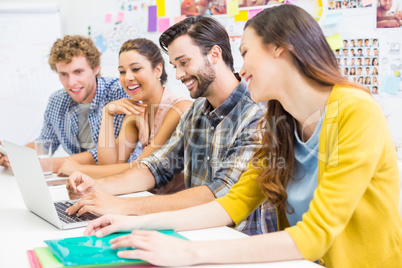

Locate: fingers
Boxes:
[84,215,119,237]
[111,231,157,251]
[66,198,93,216]
[0,155,10,167]
[106,99,147,116]
[66,172,95,199]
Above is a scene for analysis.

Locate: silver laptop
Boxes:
[3,140,98,229]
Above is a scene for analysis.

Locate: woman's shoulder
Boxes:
[327,84,383,122]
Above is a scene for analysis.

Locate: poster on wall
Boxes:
[180,0,227,16]
[238,0,277,8]
[335,37,380,94]
[376,0,402,28]
[328,0,372,9]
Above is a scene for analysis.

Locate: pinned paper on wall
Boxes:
[326,33,343,50]
[174,15,187,24]
[324,12,342,26]
[362,0,373,7]
[228,0,239,17]
[248,9,262,19]
[382,76,400,95]
[148,5,157,32]
[156,0,166,17]
[116,11,124,22]
[158,18,170,33]
[105,13,112,23]
[235,10,248,21]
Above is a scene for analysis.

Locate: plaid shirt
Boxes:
[38,77,141,162]
[141,83,277,235]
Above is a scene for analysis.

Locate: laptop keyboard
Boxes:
[55,201,98,224]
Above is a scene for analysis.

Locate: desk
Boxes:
[0,168,319,268]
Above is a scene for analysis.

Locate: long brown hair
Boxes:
[246,5,367,213]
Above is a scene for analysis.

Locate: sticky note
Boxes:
[174,15,187,24]
[324,12,342,26]
[116,12,124,22]
[362,0,373,6]
[235,10,248,21]
[156,0,166,17]
[105,13,112,23]
[228,0,239,17]
[158,18,170,33]
[325,33,343,51]
[248,9,262,19]
[279,0,285,2]
[148,6,157,32]
[382,76,400,95]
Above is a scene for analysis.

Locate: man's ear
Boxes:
[94,65,101,75]
[209,45,222,64]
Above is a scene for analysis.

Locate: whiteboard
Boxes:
[0,3,62,145]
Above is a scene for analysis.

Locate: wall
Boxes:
[0,0,401,159]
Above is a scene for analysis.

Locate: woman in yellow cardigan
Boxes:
[83,5,402,267]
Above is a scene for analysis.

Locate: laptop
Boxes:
[3,140,98,229]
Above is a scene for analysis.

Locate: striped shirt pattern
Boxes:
[141,83,277,235]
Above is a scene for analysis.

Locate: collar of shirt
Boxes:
[68,77,106,110]
[202,82,248,119]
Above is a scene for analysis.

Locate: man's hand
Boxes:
[0,141,10,168]
[57,158,81,177]
[65,190,130,216]
[66,171,97,200]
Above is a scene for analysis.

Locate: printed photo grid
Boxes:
[335,38,379,94]
[328,0,371,9]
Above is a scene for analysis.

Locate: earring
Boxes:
[158,76,161,81]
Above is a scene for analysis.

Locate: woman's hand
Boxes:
[84,214,137,236]
[105,99,147,116]
[111,230,197,267]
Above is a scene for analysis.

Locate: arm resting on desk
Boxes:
[85,201,303,266]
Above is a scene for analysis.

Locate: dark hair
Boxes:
[159,15,234,72]
[119,38,167,85]
[245,4,366,213]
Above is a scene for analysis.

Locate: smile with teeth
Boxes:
[184,79,195,87]
[71,88,82,92]
[128,85,140,91]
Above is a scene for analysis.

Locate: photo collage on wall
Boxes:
[335,38,379,94]
[328,0,371,9]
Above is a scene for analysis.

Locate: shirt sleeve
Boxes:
[216,160,267,225]
[38,96,61,155]
[205,106,264,198]
[140,115,186,188]
[286,96,389,261]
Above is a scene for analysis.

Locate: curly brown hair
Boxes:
[48,35,101,77]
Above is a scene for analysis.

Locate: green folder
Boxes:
[40,230,187,267]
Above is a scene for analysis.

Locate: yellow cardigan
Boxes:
[217,85,402,267]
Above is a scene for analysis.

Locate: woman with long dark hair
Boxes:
[83,5,402,267]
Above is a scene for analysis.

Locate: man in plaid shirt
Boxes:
[66,17,277,235]
[0,36,139,172]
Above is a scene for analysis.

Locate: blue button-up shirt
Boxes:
[38,77,141,162]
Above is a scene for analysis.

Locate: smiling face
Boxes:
[118,50,162,102]
[55,56,99,104]
[168,35,216,99]
[239,27,280,103]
